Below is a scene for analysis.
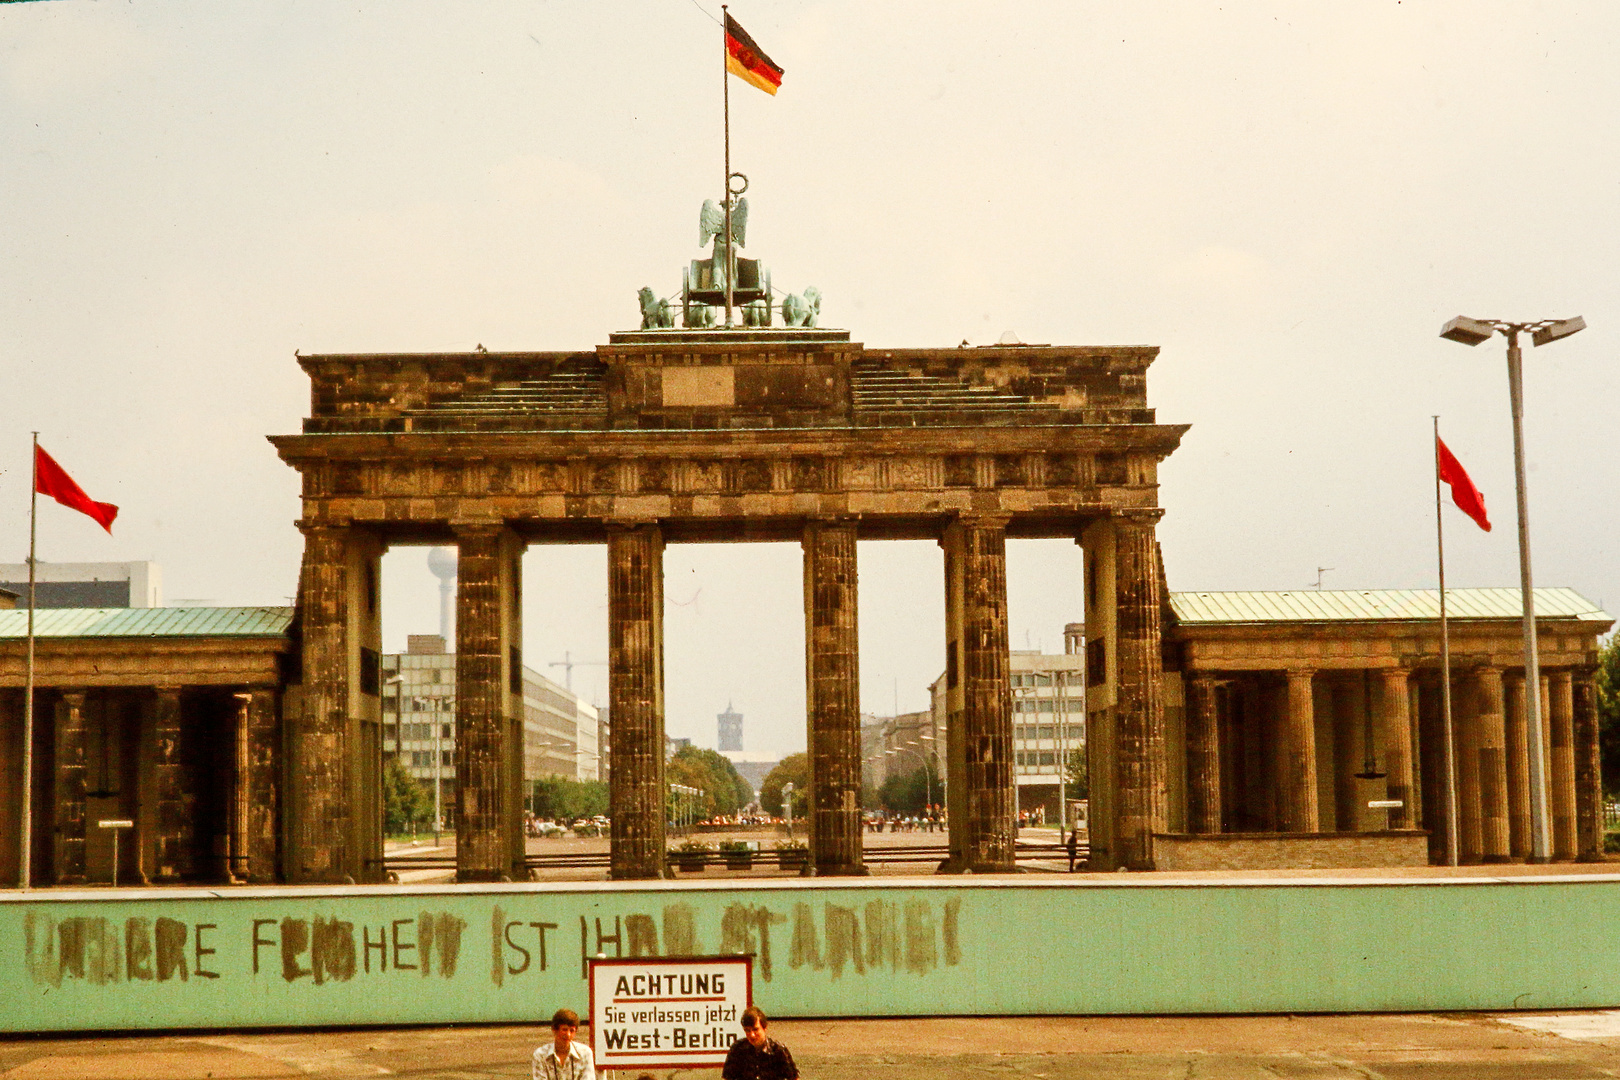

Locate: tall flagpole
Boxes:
[721,5,734,327]
[21,433,38,889]
[1434,417,1459,867]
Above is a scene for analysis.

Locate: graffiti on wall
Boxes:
[19,895,965,991]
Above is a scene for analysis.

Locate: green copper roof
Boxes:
[0,606,293,639]
[1169,587,1610,626]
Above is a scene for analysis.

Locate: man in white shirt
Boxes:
[533,1008,595,1080]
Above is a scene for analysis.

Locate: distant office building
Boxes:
[717,701,743,752]
[0,561,161,609]
[382,634,599,821]
[1008,624,1086,822]
[872,628,1085,821]
[665,735,692,759]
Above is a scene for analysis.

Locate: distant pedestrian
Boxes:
[1066,826,1080,872]
[533,1008,594,1080]
[722,1006,798,1080]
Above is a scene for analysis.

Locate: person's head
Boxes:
[551,1008,579,1053]
[741,1006,768,1048]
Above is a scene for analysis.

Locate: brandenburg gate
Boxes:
[270,328,1187,882]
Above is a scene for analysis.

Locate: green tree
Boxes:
[1597,633,1620,796]
[877,763,940,816]
[1064,747,1089,800]
[384,758,431,835]
[532,777,609,820]
[760,753,808,817]
[667,746,753,819]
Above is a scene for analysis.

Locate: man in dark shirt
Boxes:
[721,1006,798,1080]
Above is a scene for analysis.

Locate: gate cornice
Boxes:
[272,338,1187,541]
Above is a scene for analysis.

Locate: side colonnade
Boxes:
[283,510,1172,882]
[1173,656,1603,864]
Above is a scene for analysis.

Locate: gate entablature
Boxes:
[293,332,1167,435]
[272,331,1187,883]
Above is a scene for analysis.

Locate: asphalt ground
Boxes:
[8,1011,1620,1079]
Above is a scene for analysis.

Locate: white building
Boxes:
[0,561,161,608]
[1010,639,1085,822]
[887,624,1086,823]
[382,635,600,822]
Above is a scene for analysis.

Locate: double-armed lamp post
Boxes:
[885,739,936,812]
[1439,314,1585,863]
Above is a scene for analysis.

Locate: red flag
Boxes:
[1436,437,1490,532]
[34,445,118,533]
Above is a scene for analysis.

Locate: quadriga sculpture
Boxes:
[638,287,675,330]
[781,285,821,328]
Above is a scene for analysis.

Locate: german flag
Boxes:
[725,14,782,96]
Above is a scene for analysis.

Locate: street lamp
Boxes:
[1440,313,1586,863]
[885,743,935,817]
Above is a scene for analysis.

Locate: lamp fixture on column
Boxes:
[1439,313,1586,862]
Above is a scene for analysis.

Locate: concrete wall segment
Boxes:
[4,875,1620,1030]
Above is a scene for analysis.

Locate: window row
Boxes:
[1014,724,1080,742]
[1012,697,1080,713]
[1010,672,1080,688]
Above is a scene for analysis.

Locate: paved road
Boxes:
[5,1011,1620,1079]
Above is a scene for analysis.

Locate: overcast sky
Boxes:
[5,3,1617,760]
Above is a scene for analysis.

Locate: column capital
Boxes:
[950,512,1012,531]
[1114,508,1166,528]
[450,520,517,539]
[604,519,663,535]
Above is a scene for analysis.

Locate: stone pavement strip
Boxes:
[7,1013,1620,1079]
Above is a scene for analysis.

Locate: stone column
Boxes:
[1332,677,1365,833]
[1574,670,1603,861]
[1185,674,1222,834]
[287,524,384,883]
[1278,671,1319,833]
[236,689,280,883]
[1548,670,1577,862]
[608,524,666,880]
[455,524,524,883]
[51,691,88,886]
[1475,667,1510,863]
[1113,514,1167,869]
[1503,673,1531,860]
[152,687,187,880]
[942,515,1016,871]
[1452,672,1479,863]
[1381,669,1415,830]
[1407,677,1424,828]
[803,520,864,876]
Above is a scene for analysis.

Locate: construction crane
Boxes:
[549,650,606,693]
